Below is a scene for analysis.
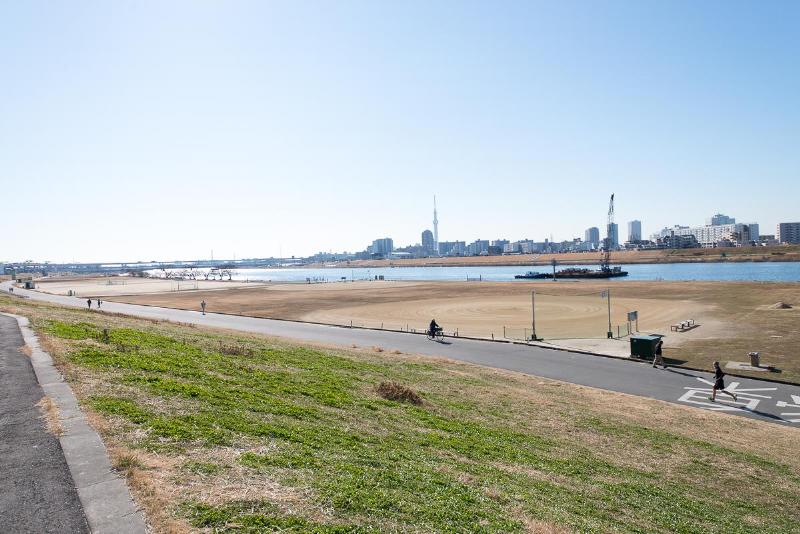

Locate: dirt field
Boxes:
[90,278,800,380]
[35,277,264,297]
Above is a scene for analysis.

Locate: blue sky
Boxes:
[1,1,798,262]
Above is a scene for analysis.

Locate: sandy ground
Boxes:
[32,277,800,378]
[89,278,715,341]
[301,292,705,340]
[35,277,264,297]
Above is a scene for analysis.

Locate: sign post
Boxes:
[627,310,639,333]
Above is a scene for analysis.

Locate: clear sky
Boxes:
[1,1,798,262]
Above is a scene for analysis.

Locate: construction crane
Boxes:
[601,193,615,272]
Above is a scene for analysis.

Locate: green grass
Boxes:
[2,298,798,533]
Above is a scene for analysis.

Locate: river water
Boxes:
[165,262,800,283]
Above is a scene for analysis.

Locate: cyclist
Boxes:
[429,319,442,338]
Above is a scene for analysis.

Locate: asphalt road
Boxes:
[0,314,89,533]
[4,281,800,426]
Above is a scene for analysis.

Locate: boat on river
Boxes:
[515,266,629,279]
[514,271,550,279]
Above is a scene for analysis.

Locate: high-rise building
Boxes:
[584,227,600,247]
[421,230,435,252]
[627,220,642,242]
[467,239,490,256]
[777,223,800,244]
[746,223,759,244]
[606,223,619,248]
[433,196,439,254]
[707,213,736,226]
[438,241,465,256]
[369,238,394,257]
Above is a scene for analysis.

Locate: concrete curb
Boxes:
[2,313,147,534]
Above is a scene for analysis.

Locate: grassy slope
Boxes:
[2,296,799,533]
[109,280,800,381]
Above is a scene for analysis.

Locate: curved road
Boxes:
[3,281,799,426]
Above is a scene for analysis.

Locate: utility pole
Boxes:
[530,290,539,341]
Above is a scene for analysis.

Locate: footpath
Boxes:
[0,313,146,533]
[0,314,89,532]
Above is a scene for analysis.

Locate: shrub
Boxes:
[376,381,422,405]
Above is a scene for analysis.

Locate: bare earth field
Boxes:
[35,277,264,297]
[85,278,800,381]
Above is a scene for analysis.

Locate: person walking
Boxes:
[86,298,92,310]
[652,339,667,368]
[96,299,102,309]
[709,361,738,402]
[200,300,206,315]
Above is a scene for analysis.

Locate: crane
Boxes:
[601,193,615,272]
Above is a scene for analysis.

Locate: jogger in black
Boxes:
[709,361,738,402]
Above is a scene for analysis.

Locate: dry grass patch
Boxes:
[36,396,63,436]
[376,381,423,405]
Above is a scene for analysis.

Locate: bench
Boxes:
[670,319,696,332]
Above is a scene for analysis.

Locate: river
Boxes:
[155,262,800,283]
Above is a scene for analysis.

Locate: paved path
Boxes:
[5,282,800,426]
[0,314,90,533]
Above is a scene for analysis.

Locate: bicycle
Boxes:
[426,328,444,341]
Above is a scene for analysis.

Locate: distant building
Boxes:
[584,227,600,247]
[659,233,699,249]
[467,239,490,256]
[421,230,435,253]
[707,213,736,226]
[606,223,619,249]
[673,223,759,247]
[746,223,759,243]
[760,235,778,246]
[504,240,544,254]
[438,241,466,256]
[627,220,642,242]
[777,222,800,244]
[368,238,394,257]
[652,226,689,241]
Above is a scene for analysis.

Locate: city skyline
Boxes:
[4,205,785,265]
[2,2,798,262]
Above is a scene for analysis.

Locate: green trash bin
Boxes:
[630,335,660,360]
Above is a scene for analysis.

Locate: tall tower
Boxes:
[433,195,439,255]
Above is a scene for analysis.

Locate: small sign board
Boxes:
[627,310,638,322]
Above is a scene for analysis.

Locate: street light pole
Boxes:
[531,290,538,341]
[606,288,613,338]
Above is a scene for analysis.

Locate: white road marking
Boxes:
[776,394,800,423]
[678,378,777,412]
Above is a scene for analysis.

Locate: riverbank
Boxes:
[313,244,800,268]
[93,279,800,381]
[2,298,798,532]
